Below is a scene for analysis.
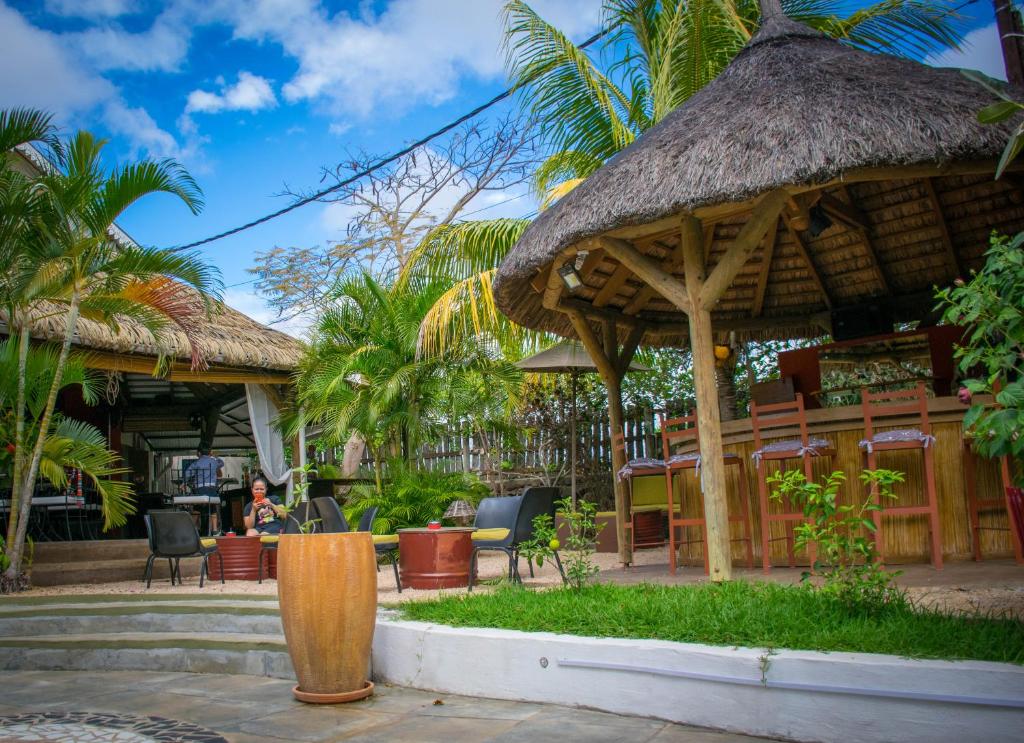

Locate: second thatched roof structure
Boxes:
[494,13,1024,345]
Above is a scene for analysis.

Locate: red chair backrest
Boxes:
[660,411,697,460]
[750,392,812,451]
[861,381,930,440]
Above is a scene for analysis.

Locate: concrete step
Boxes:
[0,632,294,679]
[33,539,152,564]
[0,610,283,637]
[29,556,205,587]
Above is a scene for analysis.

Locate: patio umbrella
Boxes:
[494,0,1023,578]
[516,342,649,507]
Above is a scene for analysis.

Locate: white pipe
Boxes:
[556,658,1024,709]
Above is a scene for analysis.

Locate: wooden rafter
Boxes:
[597,236,693,315]
[751,217,779,317]
[818,192,868,230]
[781,213,834,309]
[921,178,962,279]
[592,263,634,307]
[616,325,645,377]
[836,185,890,294]
[700,189,789,309]
[623,241,685,315]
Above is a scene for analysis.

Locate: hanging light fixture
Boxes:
[558,262,583,292]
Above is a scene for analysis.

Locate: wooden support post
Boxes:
[597,236,692,314]
[681,216,733,582]
[566,308,633,566]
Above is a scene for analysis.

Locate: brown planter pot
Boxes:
[277,532,377,703]
[555,513,619,553]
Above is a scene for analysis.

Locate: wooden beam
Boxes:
[592,263,634,307]
[836,185,890,295]
[598,236,692,315]
[565,309,617,382]
[623,242,685,315]
[700,189,788,309]
[818,192,868,230]
[529,264,552,294]
[680,215,732,582]
[74,350,293,384]
[751,217,779,317]
[602,319,620,372]
[577,247,606,282]
[781,213,834,310]
[558,297,645,329]
[616,324,645,377]
[566,307,633,566]
[921,177,962,279]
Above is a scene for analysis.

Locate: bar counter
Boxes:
[668,396,1016,565]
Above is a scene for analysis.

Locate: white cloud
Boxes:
[926,23,1006,80]
[44,0,138,19]
[223,287,309,339]
[186,71,278,114]
[0,3,114,118]
[209,0,602,120]
[0,3,187,160]
[66,12,191,73]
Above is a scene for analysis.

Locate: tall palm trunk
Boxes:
[6,291,79,578]
[5,319,31,549]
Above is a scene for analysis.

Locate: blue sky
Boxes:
[0,0,1005,335]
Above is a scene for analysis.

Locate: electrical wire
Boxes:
[169,26,614,252]
[170,0,983,253]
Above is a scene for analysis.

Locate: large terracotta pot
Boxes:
[277,532,377,703]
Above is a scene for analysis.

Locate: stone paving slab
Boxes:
[0,670,779,742]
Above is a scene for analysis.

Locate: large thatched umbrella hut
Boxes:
[493,0,1024,578]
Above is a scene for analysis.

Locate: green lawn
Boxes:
[399,582,1024,664]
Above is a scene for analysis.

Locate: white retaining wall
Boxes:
[371,612,1024,743]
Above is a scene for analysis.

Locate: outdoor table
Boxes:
[397,527,474,589]
[207,535,276,581]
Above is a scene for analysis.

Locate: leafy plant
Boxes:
[936,233,1024,481]
[314,463,342,479]
[343,460,489,533]
[280,463,321,534]
[963,70,1024,179]
[768,468,906,614]
[520,496,603,590]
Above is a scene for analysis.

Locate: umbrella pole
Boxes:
[570,372,578,509]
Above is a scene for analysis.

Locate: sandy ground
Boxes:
[14,546,1024,619]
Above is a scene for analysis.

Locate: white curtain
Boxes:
[245,385,306,502]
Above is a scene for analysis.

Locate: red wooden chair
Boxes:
[660,412,754,575]
[612,430,667,553]
[859,381,943,569]
[751,393,836,572]
[962,443,1024,564]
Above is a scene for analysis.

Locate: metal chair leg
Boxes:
[216,551,224,584]
[390,552,401,593]
[258,547,266,584]
[144,555,155,588]
[468,549,478,592]
[199,556,207,588]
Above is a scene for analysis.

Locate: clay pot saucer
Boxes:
[292,681,374,704]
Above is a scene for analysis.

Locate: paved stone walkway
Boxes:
[0,671,775,742]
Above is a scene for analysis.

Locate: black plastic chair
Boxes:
[311,496,350,533]
[257,501,319,583]
[144,510,223,588]
[356,506,402,594]
[515,487,566,584]
[467,494,523,591]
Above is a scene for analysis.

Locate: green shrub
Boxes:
[344,459,489,533]
[519,497,603,590]
[769,468,905,614]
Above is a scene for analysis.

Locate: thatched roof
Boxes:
[494,13,1024,345]
[2,296,303,373]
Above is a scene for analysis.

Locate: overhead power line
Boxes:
[170,26,613,252]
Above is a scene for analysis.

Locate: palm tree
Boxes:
[409,0,965,349]
[1,116,221,581]
[0,341,132,528]
[296,272,522,493]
